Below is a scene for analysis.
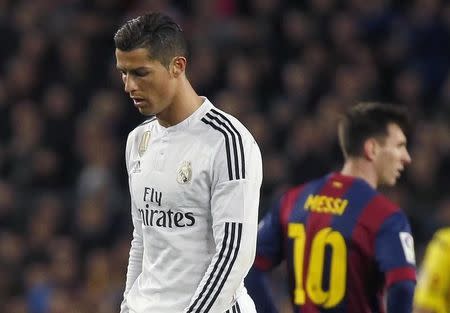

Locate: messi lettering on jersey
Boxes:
[304,194,348,215]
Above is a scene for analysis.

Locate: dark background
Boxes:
[0,0,449,312]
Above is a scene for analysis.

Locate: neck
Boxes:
[340,158,378,188]
[157,77,203,127]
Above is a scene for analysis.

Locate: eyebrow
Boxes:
[116,66,150,72]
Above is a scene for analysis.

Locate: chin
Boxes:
[387,179,397,186]
[380,177,396,187]
[138,108,154,116]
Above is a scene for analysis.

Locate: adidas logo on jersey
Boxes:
[132,160,141,173]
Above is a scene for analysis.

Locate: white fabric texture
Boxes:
[120,98,262,313]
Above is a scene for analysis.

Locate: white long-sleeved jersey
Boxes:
[121,98,263,313]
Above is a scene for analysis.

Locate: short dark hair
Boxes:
[338,102,410,158]
[114,12,187,68]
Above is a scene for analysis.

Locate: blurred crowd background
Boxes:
[0,0,449,312]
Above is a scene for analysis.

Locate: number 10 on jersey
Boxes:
[288,223,347,308]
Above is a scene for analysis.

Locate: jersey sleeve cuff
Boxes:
[386,267,416,287]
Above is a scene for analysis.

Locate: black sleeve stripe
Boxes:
[210,109,246,179]
[186,223,231,313]
[202,109,246,181]
[204,223,242,313]
[232,304,237,313]
[236,302,241,313]
[205,112,240,179]
[199,223,237,312]
[201,117,233,180]
[188,222,242,313]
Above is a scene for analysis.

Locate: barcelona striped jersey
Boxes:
[254,172,416,313]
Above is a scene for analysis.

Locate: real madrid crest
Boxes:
[177,161,192,184]
[138,131,151,157]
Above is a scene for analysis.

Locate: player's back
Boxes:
[414,227,450,313]
[280,172,415,313]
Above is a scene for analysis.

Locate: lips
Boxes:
[132,97,146,107]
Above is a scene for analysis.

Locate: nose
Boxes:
[124,74,137,93]
[403,149,412,165]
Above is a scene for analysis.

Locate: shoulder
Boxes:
[284,184,306,199]
[199,106,256,145]
[127,117,157,143]
[355,188,408,235]
[432,227,450,247]
[125,117,157,165]
[278,175,329,208]
[374,193,407,227]
[371,192,401,215]
[277,183,307,207]
[133,116,157,134]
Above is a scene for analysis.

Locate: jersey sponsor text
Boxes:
[138,206,195,228]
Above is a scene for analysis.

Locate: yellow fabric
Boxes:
[414,228,450,313]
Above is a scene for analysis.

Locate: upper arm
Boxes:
[125,130,143,236]
[375,212,416,287]
[210,133,262,225]
[254,199,284,270]
[387,280,415,313]
[413,231,450,313]
[207,133,262,272]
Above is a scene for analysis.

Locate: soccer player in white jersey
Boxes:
[114,12,263,313]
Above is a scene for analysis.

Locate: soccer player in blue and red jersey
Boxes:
[246,102,416,313]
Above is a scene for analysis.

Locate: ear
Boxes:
[363,138,378,161]
[171,56,186,77]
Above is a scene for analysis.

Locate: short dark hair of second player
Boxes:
[338,102,410,158]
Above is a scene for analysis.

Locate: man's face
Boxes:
[374,123,412,186]
[115,48,177,116]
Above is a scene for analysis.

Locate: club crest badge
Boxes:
[138,131,151,157]
[177,161,192,184]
